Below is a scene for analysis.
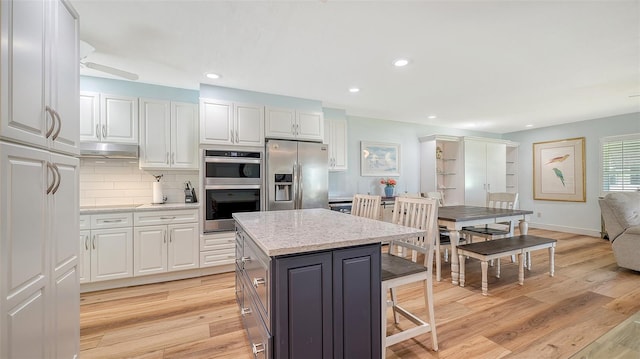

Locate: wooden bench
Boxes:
[457,235,557,296]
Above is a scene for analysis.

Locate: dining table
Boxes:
[436,205,533,284]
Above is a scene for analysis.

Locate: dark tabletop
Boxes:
[438,205,533,222]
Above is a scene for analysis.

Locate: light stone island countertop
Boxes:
[233,208,426,257]
[80,203,199,215]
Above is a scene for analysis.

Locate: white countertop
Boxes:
[80,202,199,214]
[233,208,426,256]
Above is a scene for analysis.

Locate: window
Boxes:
[601,133,640,193]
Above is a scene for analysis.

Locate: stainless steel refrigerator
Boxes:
[266,139,329,211]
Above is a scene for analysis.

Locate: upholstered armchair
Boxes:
[598,192,640,272]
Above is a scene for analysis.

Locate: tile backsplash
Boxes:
[80,159,199,207]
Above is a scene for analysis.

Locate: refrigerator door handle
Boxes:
[292,163,298,209]
[297,163,303,209]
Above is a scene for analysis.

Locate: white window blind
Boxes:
[601,133,640,193]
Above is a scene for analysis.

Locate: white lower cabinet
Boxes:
[200,231,235,267]
[79,213,134,283]
[133,210,199,276]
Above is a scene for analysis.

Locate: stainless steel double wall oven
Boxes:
[203,149,263,232]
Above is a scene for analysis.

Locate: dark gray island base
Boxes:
[233,209,427,359]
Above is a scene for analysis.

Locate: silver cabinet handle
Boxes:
[51,164,61,194]
[51,108,62,141]
[291,123,295,135]
[92,235,96,250]
[102,125,106,138]
[252,343,265,356]
[166,152,169,164]
[230,129,235,143]
[84,235,89,250]
[295,123,299,135]
[171,152,175,164]
[46,162,56,194]
[240,256,251,263]
[163,230,167,243]
[45,106,56,139]
[169,229,172,243]
[96,124,101,140]
[240,307,252,316]
[102,219,122,223]
[160,216,176,220]
[236,129,239,143]
[252,278,265,288]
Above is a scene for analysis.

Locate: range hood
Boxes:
[79,142,139,159]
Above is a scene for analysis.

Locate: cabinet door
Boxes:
[168,223,199,271]
[464,140,487,206]
[275,252,333,359]
[79,92,100,142]
[200,99,233,145]
[485,142,506,193]
[235,102,264,146]
[49,0,79,155]
[52,265,79,358]
[79,230,91,284]
[332,244,381,359]
[327,118,347,171]
[0,142,49,359]
[265,107,296,139]
[296,111,324,141]
[139,98,171,168]
[91,228,133,281]
[0,0,49,149]
[134,225,168,276]
[101,94,138,143]
[171,102,199,169]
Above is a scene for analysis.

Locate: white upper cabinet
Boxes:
[139,99,198,169]
[170,102,199,168]
[265,107,296,140]
[80,93,138,143]
[200,98,264,147]
[79,92,100,141]
[0,0,79,156]
[100,94,138,143]
[234,102,264,146]
[324,118,347,171]
[265,107,324,142]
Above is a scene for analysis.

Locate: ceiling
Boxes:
[72,0,640,134]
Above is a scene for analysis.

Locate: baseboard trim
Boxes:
[528,222,601,237]
[80,264,235,293]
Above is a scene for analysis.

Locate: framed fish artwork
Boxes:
[533,137,586,202]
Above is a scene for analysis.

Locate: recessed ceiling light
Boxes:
[525,124,534,128]
[393,59,409,67]
[427,115,437,119]
[205,73,220,79]
[349,87,360,93]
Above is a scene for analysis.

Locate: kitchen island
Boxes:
[233,208,426,359]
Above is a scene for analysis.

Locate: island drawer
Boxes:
[241,286,271,359]
[243,237,270,326]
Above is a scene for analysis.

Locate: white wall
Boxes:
[504,112,640,236]
[328,114,500,198]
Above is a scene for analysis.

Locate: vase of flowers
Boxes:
[380,178,397,197]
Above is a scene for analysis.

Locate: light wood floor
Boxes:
[80,229,640,358]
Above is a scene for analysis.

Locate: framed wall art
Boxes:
[360,141,400,176]
[533,137,586,202]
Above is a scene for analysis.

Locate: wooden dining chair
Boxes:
[351,194,381,220]
[382,196,439,357]
[426,191,451,282]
